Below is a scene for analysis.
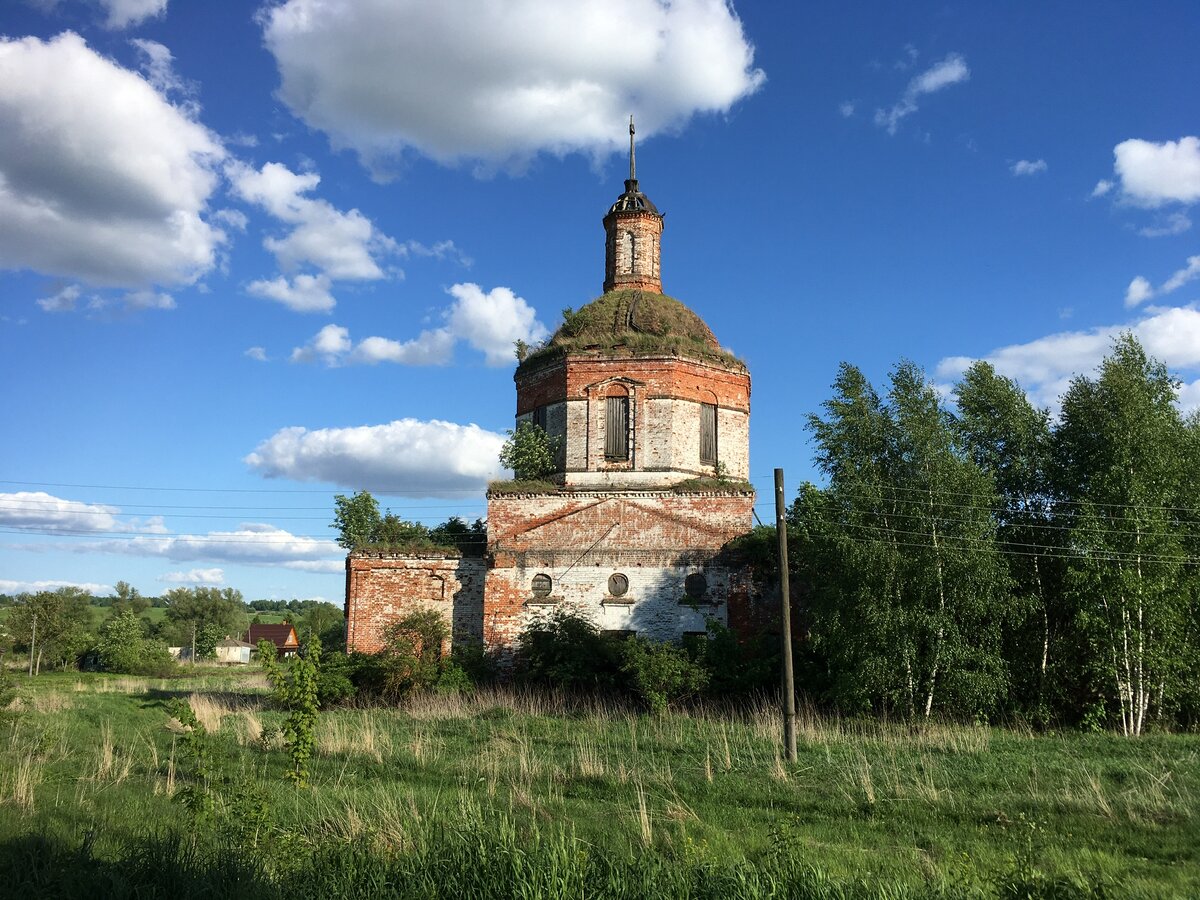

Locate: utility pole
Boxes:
[28,611,37,677]
[775,468,797,762]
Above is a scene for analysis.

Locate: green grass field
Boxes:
[1,668,1196,897]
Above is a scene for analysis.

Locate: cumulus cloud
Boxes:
[248,273,336,313]
[291,282,547,367]
[1011,159,1047,176]
[244,346,268,361]
[1125,276,1154,308]
[245,418,507,496]
[875,53,969,135]
[0,491,119,533]
[0,33,225,288]
[260,0,764,171]
[445,283,550,365]
[1091,179,1114,198]
[48,524,343,573]
[0,579,113,595]
[158,567,225,585]
[98,0,168,30]
[936,304,1200,412]
[228,161,394,280]
[1110,137,1200,207]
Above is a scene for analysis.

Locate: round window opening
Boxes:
[684,573,708,599]
[608,573,629,597]
[531,573,553,598]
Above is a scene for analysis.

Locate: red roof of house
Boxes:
[247,623,299,650]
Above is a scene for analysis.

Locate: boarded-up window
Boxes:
[606,396,629,459]
[700,403,717,465]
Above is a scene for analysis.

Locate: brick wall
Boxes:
[345,553,485,654]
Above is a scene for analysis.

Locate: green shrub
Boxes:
[349,610,473,701]
[97,609,177,676]
[514,607,621,691]
[315,651,356,707]
[497,422,560,480]
[618,636,708,714]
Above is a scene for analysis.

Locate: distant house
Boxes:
[215,638,254,665]
[247,623,300,658]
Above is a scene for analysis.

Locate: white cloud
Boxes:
[228,161,393,281]
[936,304,1200,412]
[244,346,268,361]
[445,283,550,365]
[874,53,969,135]
[260,0,764,171]
[213,208,248,232]
[0,491,120,533]
[1161,255,1200,294]
[0,33,225,288]
[1110,137,1200,207]
[0,579,113,595]
[1125,276,1154,308]
[1179,379,1200,411]
[98,0,168,30]
[37,284,82,312]
[158,567,225,585]
[1091,179,1114,198]
[248,273,336,313]
[290,323,351,363]
[1138,212,1191,238]
[245,418,507,496]
[0,490,167,535]
[349,330,457,366]
[30,524,342,572]
[130,38,190,102]
[1011,159,1047,176]
[839,101,856,118]
[289,282,548,368]
[122,290,176,310]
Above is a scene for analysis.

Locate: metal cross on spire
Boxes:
[629,114,636,182]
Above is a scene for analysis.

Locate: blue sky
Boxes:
[2,0,1199,603]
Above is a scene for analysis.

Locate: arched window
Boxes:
[605,386,630,460]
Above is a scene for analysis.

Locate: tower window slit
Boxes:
[700,402,717,465]
[606,396,629,459]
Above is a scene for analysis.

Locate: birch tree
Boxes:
[1054,335,1194,735]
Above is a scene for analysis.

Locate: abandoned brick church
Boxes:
[345,124,760,658]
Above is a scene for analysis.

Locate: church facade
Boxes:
[345,128,757,659]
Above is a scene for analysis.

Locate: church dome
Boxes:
[542,288,731,360]
[608,179,659,215]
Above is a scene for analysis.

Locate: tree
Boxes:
[805,362,1012,719]
[954,361,1066,720]
[163,587,247,658]
[1054,334,1196,735]
[7,588,93,674]
[498,421,560,481]
[331,491,381,549]
[97,609,175,675]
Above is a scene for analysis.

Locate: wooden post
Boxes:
[191,622,197,666]
[775,468,798,762]
[28,612,37,677]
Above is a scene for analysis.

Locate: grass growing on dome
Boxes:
[519,290,744,369]
[670,477,755,493]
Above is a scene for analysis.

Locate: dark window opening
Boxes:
[603,629,636,641]
[684,573,708,599]
[605,396,629,459]
[532,405,547,432]
[700,402,717,465]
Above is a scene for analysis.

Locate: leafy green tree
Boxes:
[498,421,560,480]
[618,637,708,714]
[7,587,93,673]
[806,362,1012,719]
[163,587,247,653]
[375,511,429,545]
[1054,335,1196,734]
[109,580,149,616]
[954,361,1066,720]
[331,490,381,549]
[97,609,175,675]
